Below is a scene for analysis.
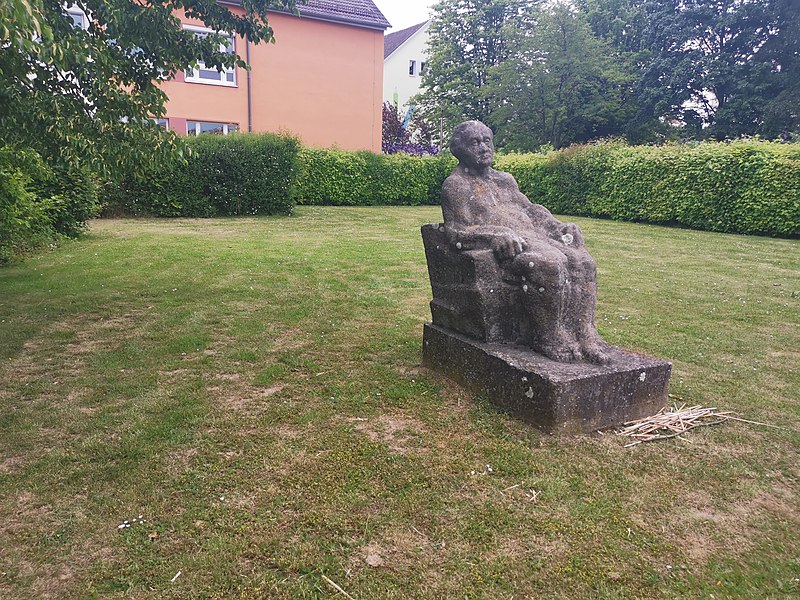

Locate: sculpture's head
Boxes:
[450,121,494,171]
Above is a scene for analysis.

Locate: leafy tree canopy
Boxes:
[417,0,539,137]
[0,0,300,177]
[639,0,800,138]
[494,2,638,150]
[419,0,798,148]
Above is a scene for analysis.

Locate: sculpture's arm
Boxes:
[502,176,586,248]
[525,203,585,245]
[441,177,526,259]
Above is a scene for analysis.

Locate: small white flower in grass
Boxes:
[117,514,146,531]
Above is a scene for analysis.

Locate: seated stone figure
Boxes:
[439,120,608,364]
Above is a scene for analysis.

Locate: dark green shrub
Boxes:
[33,163,101,237]
[189,134,298,216]
[1,147,50,264]
[106,133,300,217]
[1,147,101,264]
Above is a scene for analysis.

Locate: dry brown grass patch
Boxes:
[90,218,254,239]
[349,527,447,577]
[0,455,28,475]
[351,414,428,455]
[1,310,147,392]
[165,447,199,475]
[207,370,289,412]
[670,481,800,562]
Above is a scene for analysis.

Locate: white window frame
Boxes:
[183,24,236,87]
[66,6,88,30]
[409,60,417,77]
[187,121,239,136]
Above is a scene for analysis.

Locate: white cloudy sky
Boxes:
[372,0,436,32]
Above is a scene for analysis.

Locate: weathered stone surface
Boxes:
[422,323,671,433]
[422,223,529,343]
[419,119,672,431]
[439,120,609,364]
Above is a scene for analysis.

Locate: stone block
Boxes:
[422,323,671,433]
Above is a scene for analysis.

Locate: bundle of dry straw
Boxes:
[616,403,774,448]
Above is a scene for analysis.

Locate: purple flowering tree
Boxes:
[382,103,439,156]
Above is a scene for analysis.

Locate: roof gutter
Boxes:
[287,12,390,31]
[216,1,390,31]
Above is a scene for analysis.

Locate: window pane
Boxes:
[199,68,221,80]
[409,60,416,76]
[186,121,237,136]
[69,12,84,28]
[183,27,235,85]
[199,122,225,135]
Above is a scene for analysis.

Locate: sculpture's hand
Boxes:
[559,223,584,247]
[491,232,527,260]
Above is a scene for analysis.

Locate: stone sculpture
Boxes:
[420,120,671,432]
[440,120,607,364]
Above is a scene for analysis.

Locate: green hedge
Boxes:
[293,141,798,236]
[104,136,798,238]
[1,146,100,264]
[496,140,800,237]
[105,133,300,217]
[295,148,455,206]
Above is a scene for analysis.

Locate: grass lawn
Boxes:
[1,206,798,599]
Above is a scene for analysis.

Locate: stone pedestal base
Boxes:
[422,323,671,433]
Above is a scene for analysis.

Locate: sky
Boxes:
[372,0,437,32]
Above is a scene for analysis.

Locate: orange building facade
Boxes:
[160,2,390,152]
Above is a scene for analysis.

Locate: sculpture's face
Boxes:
[456,124,494,170]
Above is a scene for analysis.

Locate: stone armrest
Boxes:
[421,224,522,287]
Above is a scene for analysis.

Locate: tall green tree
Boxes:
[578,0,671,141]
[580,0,647,52]
[638,0,799,138]
[417,0,538,141]
[758,0,800,138]
[0,0,300,177]
[493,2,636,150]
